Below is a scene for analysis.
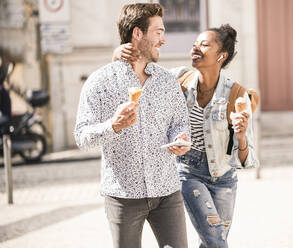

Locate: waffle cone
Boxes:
[128,87,142,103]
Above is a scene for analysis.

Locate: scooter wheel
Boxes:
[19,133,47,163]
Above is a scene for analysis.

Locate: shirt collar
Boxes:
[188,70,199,91]
[117,59,156,76]
[214,72,225,97]
[212,72,228,104]
[144,62,156,75]
[117,59,132,73]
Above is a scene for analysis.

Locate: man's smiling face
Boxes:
[138,16,166,62]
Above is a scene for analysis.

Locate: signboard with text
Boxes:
[40,23,72,54]
[38,0,72,54]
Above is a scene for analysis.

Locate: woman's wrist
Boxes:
[238,143,248,151]
[238,138,248,151]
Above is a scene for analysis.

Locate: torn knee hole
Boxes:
[207,215,221,226]
[193,189,200,197]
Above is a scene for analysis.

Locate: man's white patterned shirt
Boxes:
[74,60,190,198]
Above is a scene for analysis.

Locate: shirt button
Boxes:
[206,130,211,134]
[208,144,212,149]
[205,115,209,119]
[210,160,215,163]
[213,172,217,177]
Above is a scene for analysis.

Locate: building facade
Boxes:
[1,0,292,151]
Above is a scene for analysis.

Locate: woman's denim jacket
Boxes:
[171,67,259,177]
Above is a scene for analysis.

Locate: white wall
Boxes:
[208,0,259,90]
[70,0,135,48]
[0,0,41,90]
[0,1,41,120]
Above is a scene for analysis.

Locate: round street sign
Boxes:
[44,0,64,12]
[39,0,70,23]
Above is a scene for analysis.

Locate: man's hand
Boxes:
[112,102,139,133]
[112,43,141,64]
[168,133,191,156]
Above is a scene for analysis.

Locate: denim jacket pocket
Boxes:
[212,109,228,131]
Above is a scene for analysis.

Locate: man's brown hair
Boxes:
[118,3,164,44]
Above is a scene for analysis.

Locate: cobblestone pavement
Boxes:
[0,135,293,248]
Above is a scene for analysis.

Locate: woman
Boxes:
[113,24,259,248]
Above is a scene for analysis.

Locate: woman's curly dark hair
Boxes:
[208,24,237,68]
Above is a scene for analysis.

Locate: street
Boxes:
[0,134,293,247]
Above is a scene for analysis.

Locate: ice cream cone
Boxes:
[128,87,142,104]
[235,97,247,113]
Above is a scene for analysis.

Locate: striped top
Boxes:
[189,104,206,152]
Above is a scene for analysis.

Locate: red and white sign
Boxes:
[39,0,70,23]
[44,0,64,12]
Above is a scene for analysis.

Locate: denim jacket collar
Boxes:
[186,71,228,109]
[211,73,229,106]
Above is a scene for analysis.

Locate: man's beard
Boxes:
[138,37,158,63]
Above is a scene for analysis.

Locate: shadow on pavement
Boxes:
[0,156,99,167]
[0,203,102,243]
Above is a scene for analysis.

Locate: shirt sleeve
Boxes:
[230,92,260,168]
[74,75,117,151]
[169,66,190,79]
[167,77,191,142]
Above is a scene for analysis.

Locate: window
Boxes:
[160,0,200,32]
[159,0,207,54]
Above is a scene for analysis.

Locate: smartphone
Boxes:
[161,139,191,149]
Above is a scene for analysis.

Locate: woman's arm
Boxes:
[235,112,249,164]
[112,43,141,64]
[232,93,259,168]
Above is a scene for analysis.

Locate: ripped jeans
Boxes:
[177,149,237,248]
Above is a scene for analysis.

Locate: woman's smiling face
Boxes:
[190,31,223,69]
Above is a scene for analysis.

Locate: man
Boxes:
[74,3,190,248]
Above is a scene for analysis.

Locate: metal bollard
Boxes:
[3,134,13,204]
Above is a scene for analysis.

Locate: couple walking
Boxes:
[75,3,258,248]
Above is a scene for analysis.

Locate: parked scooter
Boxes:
[0,59,49,163]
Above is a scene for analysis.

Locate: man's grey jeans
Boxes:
[104,190,188,248]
